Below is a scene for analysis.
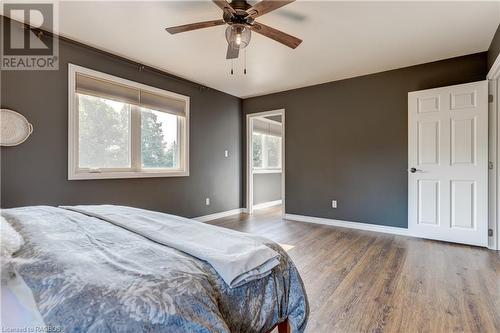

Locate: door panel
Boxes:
[450,117,475,165]
[418,121,440,165]
[418,180,440,225]
[418,96,440,113]
[450,180,475,229]
[451,91,476,110]
[408,80,488,246]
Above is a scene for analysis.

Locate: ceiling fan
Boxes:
[165,0,302,60]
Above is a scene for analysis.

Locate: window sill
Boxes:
[68,170,189,180]
[253,169,282,174]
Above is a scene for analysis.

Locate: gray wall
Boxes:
[0,15,489,226]
[1,18,241,218]
[253,173,281,205]
[488,24,500,71]
[242,53,487,228]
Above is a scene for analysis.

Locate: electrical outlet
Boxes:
[224,150,229,158]
[205,198,210,206]
[331,200,337,208]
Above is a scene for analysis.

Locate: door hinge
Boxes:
[489,94,494,103]
[489,161,494,170]
[488,228,493,237]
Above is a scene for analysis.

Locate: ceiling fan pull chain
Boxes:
[231,59,234,75]
[244,48,247,75]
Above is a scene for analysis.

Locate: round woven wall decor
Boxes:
[0,109,33,146]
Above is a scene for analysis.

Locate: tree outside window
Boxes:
[252,132,281,170]
[78,94,179,170]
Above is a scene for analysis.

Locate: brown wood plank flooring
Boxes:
[208,206,500,333]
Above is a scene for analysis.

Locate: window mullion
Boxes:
[130,105,141,171]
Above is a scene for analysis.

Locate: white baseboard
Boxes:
[253,200,282,210]
[284,213,411,237]
[194,208,245,222]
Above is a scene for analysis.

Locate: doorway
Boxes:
[246,109,285,216]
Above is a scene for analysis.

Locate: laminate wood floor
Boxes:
[208,206,500,333]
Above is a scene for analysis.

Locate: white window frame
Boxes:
[252,125,282,174]
[68,64,190,180]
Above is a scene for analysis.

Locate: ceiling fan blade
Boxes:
[212,0,236,15]
[246,0,295,18]
[226,45,239,59]
[165,19,225,34]
[251,22,302,49]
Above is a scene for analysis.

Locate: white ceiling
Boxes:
[11,1,500,98]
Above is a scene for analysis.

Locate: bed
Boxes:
[1,205,308,333]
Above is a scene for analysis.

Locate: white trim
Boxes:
[284,214,412,237]
[488,79,498,250]
[285,213,495,246]
[495,78,500,251]
[282,110,286,219]
[253,169,282,174]
[67,63,190,180]
[253,200,282,210]
[247,116,253,215]
[487,52,500,250]
[194,208,245,222]
[246,109,285,217]
[68,170,190,180]
[487,53,500,80]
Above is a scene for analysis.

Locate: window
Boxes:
[252,118,282,172]
[252,133,263,168]
[265,135,281,168]
[68,64,189,180]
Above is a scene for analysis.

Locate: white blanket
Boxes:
[1,273,45,329]
[60,205,280,288]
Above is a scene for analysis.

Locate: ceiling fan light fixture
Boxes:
[165,0,303,61]
[225,24,251,49]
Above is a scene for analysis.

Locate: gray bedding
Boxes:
[60,205,281,288]
[2,206,308,332]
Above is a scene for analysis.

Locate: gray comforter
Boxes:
[60,205,281,288]
[2,206,308,333]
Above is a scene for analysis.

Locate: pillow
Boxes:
[1,215,24,259]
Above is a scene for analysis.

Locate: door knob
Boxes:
[409,167,423,173]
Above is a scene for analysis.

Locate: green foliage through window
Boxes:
[78,94,179,170]
[252,132,281,170]
[253,133,263,168]
[78,94,130,168]
[141,108,177,168]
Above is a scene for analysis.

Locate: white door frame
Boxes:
[246,109,285,216]
[487,55,500,250]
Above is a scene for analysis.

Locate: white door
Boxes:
[408,80,488,247]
